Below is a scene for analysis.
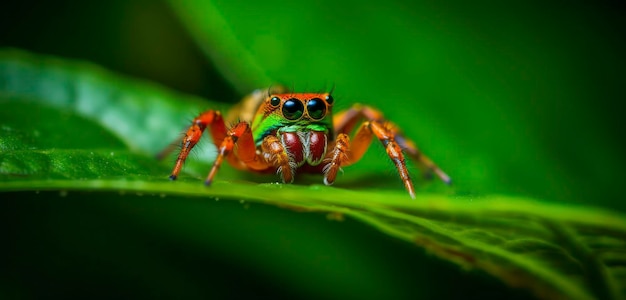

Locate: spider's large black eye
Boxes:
[282,98,304,120]
[325,94,334,105]
[270,96,280,107]
[307,98,326,120]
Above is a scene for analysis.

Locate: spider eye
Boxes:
[325,94,334,105]
[282,98,304,120]
[307,98,326,120]
[270,96,281,107]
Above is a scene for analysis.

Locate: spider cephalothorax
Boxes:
[161,87,450,198]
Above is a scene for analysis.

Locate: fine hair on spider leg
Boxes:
[157,112,205,160]
[156,139,179,161]
[375,145,409,177]
[276,160,298,180]
[322,159,344,182]
[394,135,431,180]
[156,127,191,161]
[390,126,452,185]
[178,138,209,168]
[162,125,216,181]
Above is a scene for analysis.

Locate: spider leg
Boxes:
[205,121,265,185]
[325,120,416,198]
[330,104,451,198]
[368,120,416,198]
[394,131,452,184]
[324,105,376,184]
[335,104,450,183]
[162,105,294,185]
[222,128,294,183]
[261,135,295,183]
[164,110,228,180]
[323,133,350,186]
[333,103,383,136]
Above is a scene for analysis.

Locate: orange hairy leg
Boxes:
[323,105,376,186]
[323,133,350,186]
[324,120,416,198]
[205,121,303,185]
[261,135,294,183]
[160,109,292,184]
[205,121,267,185]
[207,127,294,184]
[335,104,450,183]
[326,104,451,198]
[161,110,228,180]
[394,128,451,184]
[161,109,271,181]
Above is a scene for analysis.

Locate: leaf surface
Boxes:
[2,49,626,299]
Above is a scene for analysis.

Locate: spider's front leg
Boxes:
[158,109,258,182]
[159,109,284,185]
[326,104,451,198]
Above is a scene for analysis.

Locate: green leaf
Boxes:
[2,49,626,299]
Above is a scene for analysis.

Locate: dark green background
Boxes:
[1,0,624,299]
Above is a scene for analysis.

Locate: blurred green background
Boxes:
[1,0,625,299]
